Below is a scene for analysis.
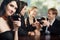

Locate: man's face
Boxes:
[48,10,56,20]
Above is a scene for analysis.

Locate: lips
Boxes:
[9,10,14,15]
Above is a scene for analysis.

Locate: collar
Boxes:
[50,18,55,25]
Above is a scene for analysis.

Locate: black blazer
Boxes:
[41,19,60,35]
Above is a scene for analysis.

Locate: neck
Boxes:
[2,14,8,21]
[29,15,34,19]
[49,18,55,22]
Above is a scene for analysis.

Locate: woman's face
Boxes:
[30,8,38,18]
[5,1,18,16]
[20,6,27,16]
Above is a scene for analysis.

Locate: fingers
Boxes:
[42,20,50,26]
[28,32,35,36]
[18,18,21,21]
[13,21,21,27]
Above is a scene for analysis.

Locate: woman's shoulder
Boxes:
[0,17,6,26]
[0,17,3,21]
[0,17,2,19]
[0,17,4,31]
[0,17,4,23]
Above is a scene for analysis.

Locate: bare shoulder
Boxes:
[0,17,4,23]
[0,17,5,26]
[0,17,6,30]
[0,17,3,30]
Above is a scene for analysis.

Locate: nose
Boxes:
[34,12,37,16]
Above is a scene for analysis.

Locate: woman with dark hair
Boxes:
[15,1,29,36]
[0,0,20,40]
[17,1,28,30]
[16,1,34,36]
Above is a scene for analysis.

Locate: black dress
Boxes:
[0,31,14,40]
[0,17,14,40]
[26,17,36,31]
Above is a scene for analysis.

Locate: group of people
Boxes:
[0,0,60,40]
[41,8,60,35]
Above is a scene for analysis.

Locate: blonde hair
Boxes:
[28,6,37,14]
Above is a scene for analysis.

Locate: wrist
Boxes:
[13,28,18,31]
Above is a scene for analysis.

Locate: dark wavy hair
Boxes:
[0,0,19,30]
[0,0,19,16]
[16,1,28,14]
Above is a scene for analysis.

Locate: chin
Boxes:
[7,13,12,16]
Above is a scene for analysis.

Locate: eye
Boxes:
[10,4,14,7]
[48,12,50,14]
[10,4,17,10]
[34,11,37,13]
[15,7,17,10]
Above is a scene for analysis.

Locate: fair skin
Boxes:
[20,5,35,36]
[29,8,38,18]
[0,1,21,40]
[27,8,40,36]
[20,6,27,16]
[13,18,21,31]
[29,8,38,25]
[19,5,35,36]
[48,10,56,21]
[5,1,18,16]
[42,10,56,27]
[0,1,18,32]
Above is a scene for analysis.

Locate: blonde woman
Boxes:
[25,6,41,36]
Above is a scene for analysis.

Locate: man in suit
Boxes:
[41,8,60,35]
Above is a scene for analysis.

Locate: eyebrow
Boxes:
[9,3,18,8]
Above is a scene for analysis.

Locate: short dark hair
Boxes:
[16,1,28,14]
[48,8,58,16]
[0,0,19,16]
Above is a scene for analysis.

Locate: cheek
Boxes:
[33,12,37,16]
[49,15,53,19]
[5,7,10,14]
[21,9,25,14]
[48,14,51,17]
[7,6,12,10]
[23,10,26,13]
[34,13,37,16]
[48,15,51,18]
[52,15,55,18]
[6,6,12,13]
[30,11,33,15]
